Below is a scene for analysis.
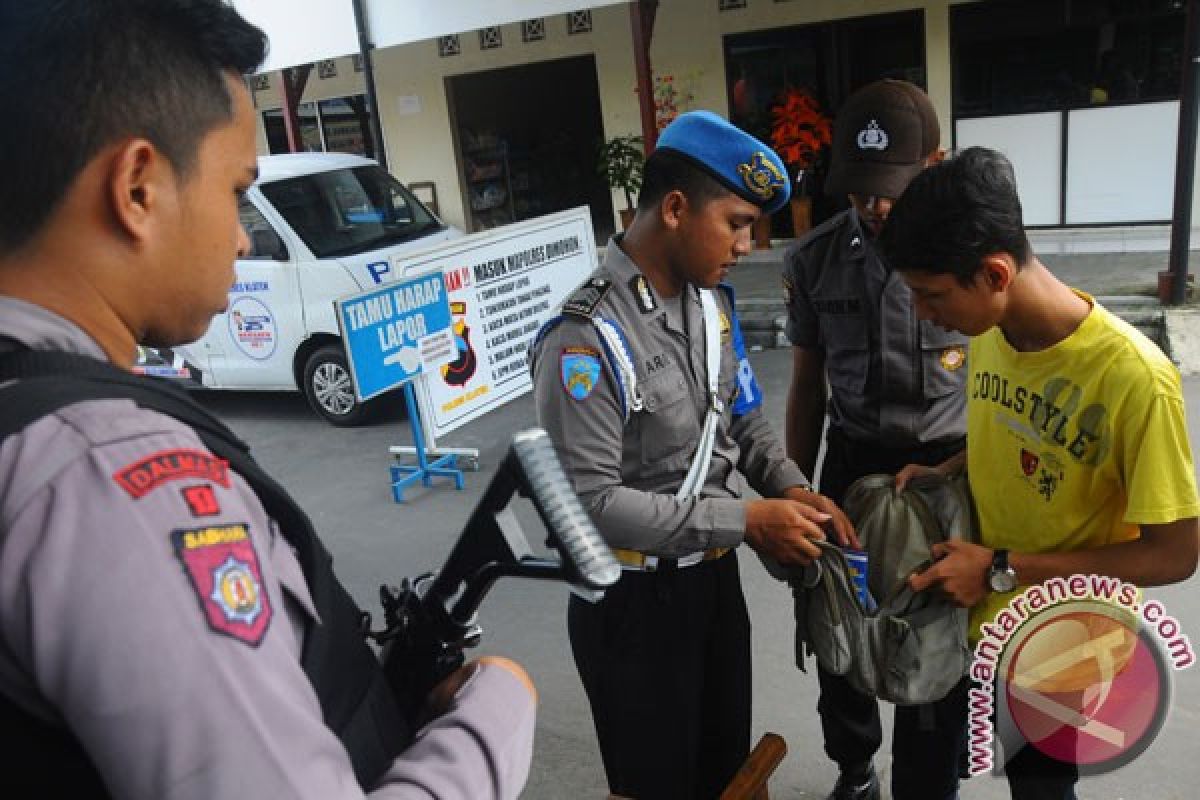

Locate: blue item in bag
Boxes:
[842,548,877,612]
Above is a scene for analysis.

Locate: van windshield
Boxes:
[259,165,444,259]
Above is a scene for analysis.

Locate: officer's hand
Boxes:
[893,463,944,492]
[743,498,828,567]
[422,656,537,723]
[783,487,859,549]
[908,539,992,607]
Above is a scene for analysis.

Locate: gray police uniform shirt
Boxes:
[0,297,534,800]
[783,209,967,447]
[531,240,808,558]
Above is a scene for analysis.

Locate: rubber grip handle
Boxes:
[511,428,621,591]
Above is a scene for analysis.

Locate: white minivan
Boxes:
[169,153,461,425]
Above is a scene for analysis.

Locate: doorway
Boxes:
[447,54,615,241]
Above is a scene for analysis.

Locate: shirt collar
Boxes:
[0,296,109,361]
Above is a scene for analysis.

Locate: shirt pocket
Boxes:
[919,321,969,398]
[636,368,696,466]
[821,313,869,394]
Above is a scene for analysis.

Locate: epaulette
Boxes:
[791,210,848,252]
[562,276,612,318]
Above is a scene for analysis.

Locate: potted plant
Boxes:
[596,134,644,230]
[769,86,833,236]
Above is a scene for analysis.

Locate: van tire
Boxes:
[302,345,375,426]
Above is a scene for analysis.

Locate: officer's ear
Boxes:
[978,253,1015,293]
[659,189,688,232]
[106,138,173,245]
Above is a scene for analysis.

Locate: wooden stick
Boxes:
[720,732,788,800]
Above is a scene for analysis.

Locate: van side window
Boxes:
[239,200,289,261]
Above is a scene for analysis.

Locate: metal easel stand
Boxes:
[389,381,468,502]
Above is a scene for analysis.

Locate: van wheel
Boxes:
[303,345,374,426]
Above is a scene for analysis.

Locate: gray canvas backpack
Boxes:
[789,471,976,705]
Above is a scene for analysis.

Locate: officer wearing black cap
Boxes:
[782,82,969,800]
[530,111,854,799]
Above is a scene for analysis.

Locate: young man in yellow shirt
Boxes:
[880,146,1200,798]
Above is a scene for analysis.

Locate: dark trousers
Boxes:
[568,551,751,800]
[1003,743,1079,799]
[817,428,968,800]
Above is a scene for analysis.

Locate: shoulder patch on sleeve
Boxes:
[171,523,272,647]
[181,484,222,517]
[561,347,603,400]
[562,277,612,318]
[114,449,230,499]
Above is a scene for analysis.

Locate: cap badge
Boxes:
[856,119,889,151]
[737,151,786,201]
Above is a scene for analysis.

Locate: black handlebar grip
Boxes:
[510,429,621,591]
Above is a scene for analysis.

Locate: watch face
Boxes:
[991,569,1017,593]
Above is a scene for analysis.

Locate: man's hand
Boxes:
[893,463,945,492]
[743,498,831,567]
[422,656,537,724]
[783,486,859,549]
[908,539,993,607]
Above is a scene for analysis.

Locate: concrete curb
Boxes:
[1166,309,1200,375]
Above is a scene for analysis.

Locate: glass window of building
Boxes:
[952,0,1186,117]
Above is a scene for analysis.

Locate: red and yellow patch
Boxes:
[114,449,229,498]
[171,523,271,646]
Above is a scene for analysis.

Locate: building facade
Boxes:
[249,0,1197,242]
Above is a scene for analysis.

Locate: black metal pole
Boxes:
[351,0,388,171]
[1168,0,1200,305]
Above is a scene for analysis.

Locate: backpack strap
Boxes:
[0,350,410,787]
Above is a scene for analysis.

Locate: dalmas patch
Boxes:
[171,523,271,646]
[115,449,229,499]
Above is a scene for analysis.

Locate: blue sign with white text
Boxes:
[336,272,453,401]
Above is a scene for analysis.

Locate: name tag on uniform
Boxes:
[813,298,862,315]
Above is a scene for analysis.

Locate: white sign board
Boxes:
[397,208,597,438]
[233,1,624,72]
[367,1,626,50]
[232,0,359,74]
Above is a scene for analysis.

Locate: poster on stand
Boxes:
[395,207,597,439]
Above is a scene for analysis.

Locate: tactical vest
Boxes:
[0,349,411,795]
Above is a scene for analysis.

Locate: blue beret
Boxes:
[655,110,791,214]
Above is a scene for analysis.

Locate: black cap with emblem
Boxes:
[825,80,940,200]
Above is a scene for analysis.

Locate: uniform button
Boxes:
[677,378,685,389]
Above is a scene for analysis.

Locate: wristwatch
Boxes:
[988,549,1017,593]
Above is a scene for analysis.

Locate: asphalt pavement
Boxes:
[200,347,1200,799]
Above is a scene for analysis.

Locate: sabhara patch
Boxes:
[561,347,602,401]
[940,346,966,371]
[171,523,271,646]
[114,449,229,499]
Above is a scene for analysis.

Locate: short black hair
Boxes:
[637,149,733,213]
[0,0,267,252]
[878,146,1032,285]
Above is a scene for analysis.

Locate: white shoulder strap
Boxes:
[676,289,724,500]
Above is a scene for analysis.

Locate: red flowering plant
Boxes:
[769,87,832,190]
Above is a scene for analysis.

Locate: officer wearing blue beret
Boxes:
[530,111,855,798]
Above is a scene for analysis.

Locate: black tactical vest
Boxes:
[0,349,412,795]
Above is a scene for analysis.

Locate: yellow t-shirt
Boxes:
[968,293,1200,638]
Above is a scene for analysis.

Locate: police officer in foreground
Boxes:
[0,2,534,797]
[531,111,855,799]
[782,81,969,800]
